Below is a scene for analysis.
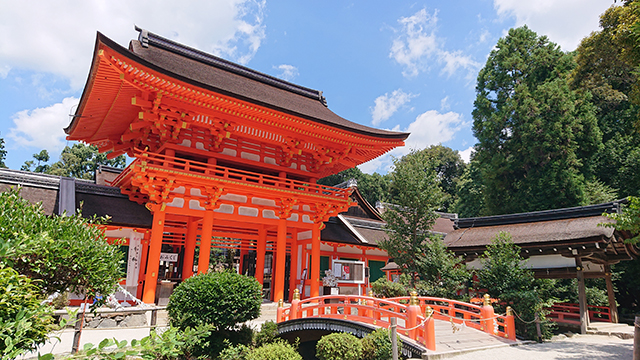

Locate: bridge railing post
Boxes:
[290,289,300,320]
[366,290,374,318]
[424,306,436,351]
[277,299,284,323]
[481,294,495,335]
[505,306,516,340]
[406,291,421,341]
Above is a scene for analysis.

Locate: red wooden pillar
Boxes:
[255,225,266,286]
[274,218,287,302]
[310,223,321,298]
[198,210,214,274]
[182,217,198,280]
[288,229,299,302]
[142,206,166,304]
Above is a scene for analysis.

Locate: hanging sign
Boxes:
[160,252,179,262]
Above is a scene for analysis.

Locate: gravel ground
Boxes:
[445,334,633,360]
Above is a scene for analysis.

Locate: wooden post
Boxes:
[424,306,436,351]
[391,317,399,360]
[71,309,84,354]
[182,217,198,280]
[289,229,298,302]
[481,294,495,335]
[310,223,321,298]
[197,210,214,274]
[576,256,588,334]
[604,264,619,323]
[406,291,420,340]
[290,289,300,320]
[255,225,266,286]
[274,218,287,302]
[634,316,640,360]
[276,299,284,323]
[142,206,166,304]
[506,306,516,341]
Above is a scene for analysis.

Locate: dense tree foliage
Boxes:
[571,2,640,198]
[318,167,390,206]
[472,26,601,215]
[452,159,485,218]
[379,149,468,294]
[0,189,123,301]
[20,144,126,180]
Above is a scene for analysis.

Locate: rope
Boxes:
[511,309,539,324]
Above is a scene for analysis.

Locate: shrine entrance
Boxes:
[66,29,408,304]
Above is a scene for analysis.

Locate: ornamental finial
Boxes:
[293,289,300,300]
[278,299,284,308]
[483,294,491,306]
[410,291,418,306]
[425,305,434,318]
[506,306,513,316]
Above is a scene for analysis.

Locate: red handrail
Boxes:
[116,150,351,199]
[277,292,517,351]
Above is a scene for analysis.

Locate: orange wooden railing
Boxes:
[548,302,612,325]
[276,291,516,351]
[117,150,351,199]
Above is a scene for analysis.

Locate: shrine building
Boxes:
[64,28,409,304]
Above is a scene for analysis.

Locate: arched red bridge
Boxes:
[276,291,516,352]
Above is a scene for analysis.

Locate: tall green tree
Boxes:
[47,143,126,180]
[392,145,465,212]
[0,137,7,169]
[380,150,467,294]
[318,167,390,206]
[452,158,485,218]
[572,2,640,198]
[21,150,51,173]
[473,26,601,215]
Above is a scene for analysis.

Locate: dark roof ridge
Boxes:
[135,26,327,106]
[455,200,626,229]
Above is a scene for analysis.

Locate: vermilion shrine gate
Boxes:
[66,29,408,304]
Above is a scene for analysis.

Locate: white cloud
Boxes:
[390,8,480,78]
[493,0,613,51]
[371,89,416,125]
[0,0,266,90]
[8,97,79,154]
[273,64,299,82]
[359,109,467,174]
[440,96,450,111]
[459,146,474,163]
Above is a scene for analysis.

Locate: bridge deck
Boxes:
[430,318,517,354]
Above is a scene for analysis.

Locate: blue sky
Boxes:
[0,0,614,174]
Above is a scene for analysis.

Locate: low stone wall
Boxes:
[82,311,148,328]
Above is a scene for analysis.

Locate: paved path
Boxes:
[442,334,632,360]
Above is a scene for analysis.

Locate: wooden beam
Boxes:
[604,264,619,323]
[575,256,588,334]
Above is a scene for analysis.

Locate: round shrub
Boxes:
[316,332,362,360]
[254,320,279,347]
[168,271,262,330]
[247,340,302,360]
[0,266,54,359]
[370,278,407,298]
[361,328,401,360]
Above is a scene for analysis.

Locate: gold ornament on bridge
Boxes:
[425,305,434,318]
[293,288,300,300]
[410,291,419,306]
[506,306,513,316]
[483,293,491,306]
[278,299,283,308]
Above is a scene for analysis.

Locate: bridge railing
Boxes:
[548,302,612,325]
[386,294,515,340]
[276,291,516,351]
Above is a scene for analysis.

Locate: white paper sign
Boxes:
[160,252,179,262]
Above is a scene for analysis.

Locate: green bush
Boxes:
[361,328,401,360]
[247,339,301,360]
[206,325,254,358]
[315,333,362,360]
[141,325,212,360]
[218,342,250,360]
[254,321,279,347]
[370,278,406,298]
[0,189,123,303]
[168,271,262,331]
[0,266,54,359]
